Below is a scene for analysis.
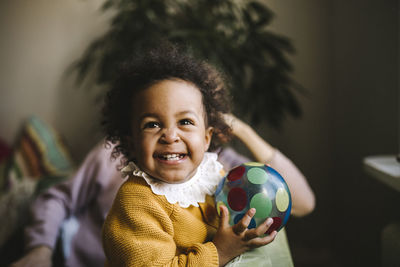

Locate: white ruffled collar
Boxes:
[121,152,223,208]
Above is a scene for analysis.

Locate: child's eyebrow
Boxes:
[138,113,159,121]
[138,110,202,121]
[175,110,201,119]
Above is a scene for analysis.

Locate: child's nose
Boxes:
[159,127,180,143]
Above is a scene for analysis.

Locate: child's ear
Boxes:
[204,127,214,151]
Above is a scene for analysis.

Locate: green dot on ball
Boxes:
[250,193,272,218]
[247,168,269,184]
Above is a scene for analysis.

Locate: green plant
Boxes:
[74,0,302,127]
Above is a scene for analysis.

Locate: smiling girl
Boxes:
[101,43,278,266]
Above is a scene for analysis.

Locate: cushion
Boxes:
[8,116,74,182]
[0,116,75,247]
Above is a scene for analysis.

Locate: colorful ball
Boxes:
[215,162,292,234]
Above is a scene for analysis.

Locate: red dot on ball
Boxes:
[265,217,282,235]
[227,187,247,211]
[228,166,246,181]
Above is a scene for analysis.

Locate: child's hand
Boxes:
[212,205,277,266]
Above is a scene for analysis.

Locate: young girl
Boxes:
[101,43,278,266]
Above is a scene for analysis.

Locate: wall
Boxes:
[330,1,399,266]
[0,0,111,161]
[263,1,338,265]
[264,1,399,266]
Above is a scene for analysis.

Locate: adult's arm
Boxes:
[222,114,315,217]
[24,141,117,250]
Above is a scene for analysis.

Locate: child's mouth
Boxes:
[157,153,186,161]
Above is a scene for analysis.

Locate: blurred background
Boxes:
[0,0,399,266]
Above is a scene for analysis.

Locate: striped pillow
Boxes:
[8,116,74,181]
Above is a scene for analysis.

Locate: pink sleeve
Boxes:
[24,142,116,250]
[216,147,250,170]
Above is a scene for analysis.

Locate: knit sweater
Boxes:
[102,175,220,267]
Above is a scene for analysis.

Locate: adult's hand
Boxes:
[9,246,52,267]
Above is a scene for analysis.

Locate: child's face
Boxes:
[130,79,213,184]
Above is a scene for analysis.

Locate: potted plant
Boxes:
[74,0,302,127]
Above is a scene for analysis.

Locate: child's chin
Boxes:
[160,173,193,184]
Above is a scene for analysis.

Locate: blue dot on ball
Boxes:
[233,213,257,229]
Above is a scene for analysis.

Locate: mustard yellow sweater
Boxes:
[102,176,220,267]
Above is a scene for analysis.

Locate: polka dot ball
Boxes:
[215,162,292,234]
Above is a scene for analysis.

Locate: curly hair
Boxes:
[102,42,232,162]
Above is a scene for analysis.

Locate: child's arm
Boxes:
[212,205,277,266]
[224,114,315,217]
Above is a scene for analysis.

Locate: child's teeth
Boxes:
[163,154,181,160]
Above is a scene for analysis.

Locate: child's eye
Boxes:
[143,121,160,129]
[179,119,194,126]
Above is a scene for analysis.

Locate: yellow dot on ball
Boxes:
[216,201,225,216]
[276,188,290,212]
[244,162,265,167]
